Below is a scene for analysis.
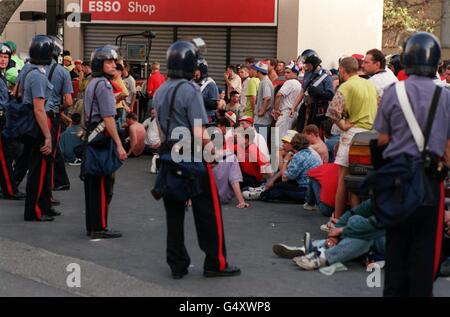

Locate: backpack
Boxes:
[3,64,56,141]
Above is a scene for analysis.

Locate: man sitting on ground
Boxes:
[123,112,146,157]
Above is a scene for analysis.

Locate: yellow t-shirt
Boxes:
[112,78,129,109]
[338,75,378,130]
[244,77,260,117]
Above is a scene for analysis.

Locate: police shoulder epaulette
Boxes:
[38,66,46,74]
[188,81,200,92]
[104,79,113,90]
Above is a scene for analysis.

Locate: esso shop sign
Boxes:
[82,0,278,26]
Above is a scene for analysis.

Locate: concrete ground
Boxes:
[0,157,449,297]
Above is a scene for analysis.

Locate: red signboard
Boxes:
[81,0,278,26]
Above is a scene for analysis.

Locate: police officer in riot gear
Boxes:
[153,39,240,279]
[292,51,334,132]
[0,42,25,200]
[45,36,73,194]
[83,45,127,239]
[374,32,450,296]
[19,35,56,221]
[387,54,403,77]
[193,58,220,122]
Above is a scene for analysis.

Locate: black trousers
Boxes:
[13,141,31,186]
[296,102,327,133]
[50,113,70,189]
[162,165,228,274]
[384,181,444,297]
[0,136,18,198]
[24,139,52,220]
[84,174,112,232]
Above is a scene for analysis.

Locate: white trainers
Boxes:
[150,154,159,174]
[295,251,327,270]
[272,244,306,259]
[243,190,262,200]
[303,203,317,211]
[69,158,82,166]
[320,221,335,233]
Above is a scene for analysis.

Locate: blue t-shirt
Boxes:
[45,61,73,111]
[18,64,53,107]
[285,148,322,187]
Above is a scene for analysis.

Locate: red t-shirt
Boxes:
[307,163,339,207]
[147,71,166,97]
[234,143,268,182]
[397,70,409,81]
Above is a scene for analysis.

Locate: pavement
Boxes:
[0,157,449,297]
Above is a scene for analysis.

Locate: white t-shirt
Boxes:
[278,79,302,112]
[143,117,160,146]
[369,69,398,98]
[123,75,137,105]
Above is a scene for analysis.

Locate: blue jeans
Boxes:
[306,179,334,217]
[312,215,386,265]
[260,181,307,203]
[325,135,340,163]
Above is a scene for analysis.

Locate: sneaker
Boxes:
[272,243,305,259]
[248,185,265,193]
[295,251,327,271]
[320,221,335,233]
[69,159,82,166]
[243,190,262,200]
[303,232,313,255]
[303,203,317,211]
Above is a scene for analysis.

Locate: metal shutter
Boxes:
[176,27,227,89]
[83,24,174,74]
[230,27,278,66]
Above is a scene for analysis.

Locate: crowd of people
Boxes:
[0,31,450,295]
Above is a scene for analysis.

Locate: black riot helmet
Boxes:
[48,35,63,63]
[304,55,322,70]
[90,45,120,78]
[297,49,319,64]
[166,40,199,79]
[29,35,54,65]
[197,58,208,79]
[402,32,441,78]
[388,54,403,76]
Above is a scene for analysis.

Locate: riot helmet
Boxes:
[48,35,63,63]
[297,49,319,64]
[304,55,322,71]
[166,40,199,79]
[402,32,441,78]
[29,35,54,65]
[91,45,120,78]
[387,54,402,76]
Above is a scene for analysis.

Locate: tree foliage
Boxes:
[383,0,439,48]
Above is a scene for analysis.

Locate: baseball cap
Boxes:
[352,54,365,60]
[225,111,237,125]
[74,59,82,65]
[282,130,299,143]
[64,55,73,62]
[238,115,254,124]
[251,61,269,75]
[285,61,300,74]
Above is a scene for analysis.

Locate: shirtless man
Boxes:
[304,124,328,163]
[123,112,146,157]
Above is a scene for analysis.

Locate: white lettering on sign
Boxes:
[88,1,121,13]
[128,2,157,15]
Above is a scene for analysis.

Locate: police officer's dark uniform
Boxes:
[45,36,73,192]
[296,51,334,132]
[21,36,57,222]
[153,40,240,279]
[83,45,123,239]
[0,43,24,200]
[373,32,450,296]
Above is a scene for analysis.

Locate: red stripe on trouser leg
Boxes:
[101,177,106,229]
[34,159,47,220]
[50,117,61,190]
[0,138,14,197]
[433,182,445,279]
[206,163,226,271]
